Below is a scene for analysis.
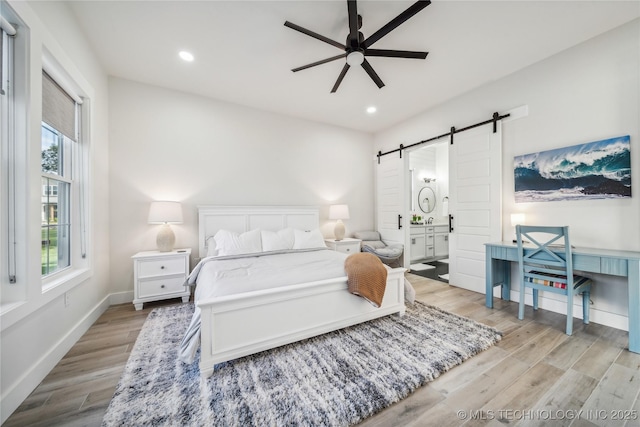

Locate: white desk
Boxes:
[485,241,640,354]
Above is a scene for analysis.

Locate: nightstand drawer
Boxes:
[335,243,360,254]
[324,238,362,255]
[138,276,187,298]
[138,257,186,278]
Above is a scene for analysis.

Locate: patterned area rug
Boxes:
[102,302,501,426]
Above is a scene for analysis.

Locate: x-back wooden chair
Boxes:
[516,225,592,335]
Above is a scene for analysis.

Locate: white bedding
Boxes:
[179,248,350,363]
[191,248,348,300]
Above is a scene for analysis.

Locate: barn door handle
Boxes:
[449,214,454,233]
[398,214,403,230]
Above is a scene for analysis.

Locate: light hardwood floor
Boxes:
[5,274,640,426]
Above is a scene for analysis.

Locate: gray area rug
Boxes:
[103,301,501,426]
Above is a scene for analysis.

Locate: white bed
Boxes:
[188,206,406,378]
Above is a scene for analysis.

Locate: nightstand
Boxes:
[132,248,191,310]
[324,238,362,255]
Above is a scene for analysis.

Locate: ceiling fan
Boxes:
[284,0,431,93]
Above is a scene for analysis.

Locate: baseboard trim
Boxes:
[1,295,111,424]
[507,289,629,332]
[109,290,134,306]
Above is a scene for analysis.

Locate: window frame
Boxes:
[39,61,90,293]
[1,0,93,330]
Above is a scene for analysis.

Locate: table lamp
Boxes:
[148,201,183,251]
[329,204,350,241]
[510,213,526,243]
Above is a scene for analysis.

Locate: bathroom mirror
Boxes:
[418,187,436,213]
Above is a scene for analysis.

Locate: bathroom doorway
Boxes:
[408,141,449,282]
[376,117,504,292]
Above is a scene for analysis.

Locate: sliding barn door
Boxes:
[376,152,407,253]
[448,124,502,293]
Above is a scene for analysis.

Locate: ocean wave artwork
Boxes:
[514,135,631,203]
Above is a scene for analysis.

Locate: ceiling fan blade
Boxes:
[361,59,385,89]
[292,54,347,72]
[331,63,351,93]
[284,21,346,50]
[363,0,431,49]
[365,49,428,59]
[347,0,359,49]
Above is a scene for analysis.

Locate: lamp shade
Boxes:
[329,204,350,220]
[510,213,526,227]
[148,201,183,224]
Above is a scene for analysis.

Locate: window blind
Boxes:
[0,16,17,36]
[42,71,77,141]
[1,21,17,282]
[0,16,16,96]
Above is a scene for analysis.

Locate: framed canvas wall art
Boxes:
[514,135,631,203]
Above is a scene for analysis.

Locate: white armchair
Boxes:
[353,231,404,268]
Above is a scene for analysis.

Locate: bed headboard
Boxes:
[197,205,320,258]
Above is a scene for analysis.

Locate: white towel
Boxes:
[441,200,449,216]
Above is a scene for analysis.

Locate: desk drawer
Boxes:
[489,246,518,262]
[601,258,627,276]
[574,255,601,273]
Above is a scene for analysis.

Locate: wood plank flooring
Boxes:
[5,274,640,426]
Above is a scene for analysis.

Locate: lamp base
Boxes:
[157,223,176,252]
[334,220,345,241]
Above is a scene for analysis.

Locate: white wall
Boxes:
[1,1,111,422]
[108,78,375,298]
[374,19,640,331]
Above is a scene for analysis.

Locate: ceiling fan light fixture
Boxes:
[346,51,364,66]
[285,0,431,92]
[366,106,377,114]
[179,51,194,62]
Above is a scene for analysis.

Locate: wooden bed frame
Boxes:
[195,205,406,378]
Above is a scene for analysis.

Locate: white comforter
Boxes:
[179,249,349,363]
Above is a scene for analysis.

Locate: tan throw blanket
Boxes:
[344,252,388,307]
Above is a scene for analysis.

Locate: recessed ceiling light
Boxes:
[179,51,194,62]
[366,106,377,114]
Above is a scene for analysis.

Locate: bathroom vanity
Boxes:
[410,224,449,262]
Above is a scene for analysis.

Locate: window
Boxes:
[40,70,85,281]
[42,184,58,197]
[41,122,72,275]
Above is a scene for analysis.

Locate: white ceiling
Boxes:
[67,1,639,133]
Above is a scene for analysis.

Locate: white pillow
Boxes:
[293,229,327,250]
[206,236,218,257]
[261,228,295,252]
[214,229,262,256]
